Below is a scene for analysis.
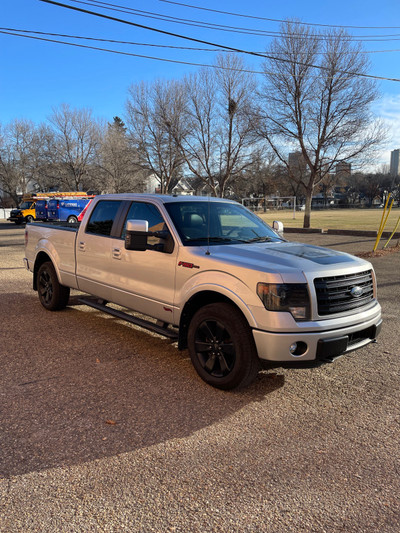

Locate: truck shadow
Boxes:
[0,293,284,478]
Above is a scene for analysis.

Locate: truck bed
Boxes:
[29,221,80,231]
[25,222,79,289]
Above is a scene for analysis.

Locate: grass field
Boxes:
[258,207,400,232]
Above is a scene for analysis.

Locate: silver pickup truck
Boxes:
[24,194,382,389]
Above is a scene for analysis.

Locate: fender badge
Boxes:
[178,261,200,269]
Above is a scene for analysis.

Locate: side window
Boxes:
[86,200,122,236]
[121,202,166,247]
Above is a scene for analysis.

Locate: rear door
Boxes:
[75,199,125,301]
[35,201,47,220]
[47,199,59,221]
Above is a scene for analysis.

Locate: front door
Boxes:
[109,201,178,324]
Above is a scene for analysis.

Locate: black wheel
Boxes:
[26,215,34,224]
[67,215,78,224]
[37,261,70,311]
[188,303,260,390]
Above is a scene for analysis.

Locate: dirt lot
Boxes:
[0,222,399,532]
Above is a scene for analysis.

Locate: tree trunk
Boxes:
[303,187,313,228]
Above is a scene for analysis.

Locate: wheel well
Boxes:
[33,252,52,290]
[178,291,246,350]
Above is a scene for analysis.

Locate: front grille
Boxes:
[314,270,374,316]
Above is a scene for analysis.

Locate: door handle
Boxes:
[79,241,86,251]
[113,247,122,259]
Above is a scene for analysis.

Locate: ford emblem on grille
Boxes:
[350,286,363,298]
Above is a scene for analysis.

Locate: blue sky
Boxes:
[2,0,400,166]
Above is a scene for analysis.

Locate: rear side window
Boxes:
[86,200,122,236]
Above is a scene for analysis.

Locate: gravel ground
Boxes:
[0,222,399,533]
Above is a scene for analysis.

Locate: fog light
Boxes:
[289,341,308,357]
[289,343,298,354]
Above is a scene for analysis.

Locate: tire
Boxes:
[187,303,260,390]
[26,215,34,224]
[67,215,78,224]
[37,261,70,311]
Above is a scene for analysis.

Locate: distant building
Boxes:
[390,149,400,177]
[335,162,351,180]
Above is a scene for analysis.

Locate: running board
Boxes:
[78,297,178,340]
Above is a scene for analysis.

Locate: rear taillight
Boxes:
[78,199,92,221]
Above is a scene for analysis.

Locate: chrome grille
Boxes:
[314,270,374,316]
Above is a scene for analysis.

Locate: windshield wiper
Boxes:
[242,236,274,243]
[185,236,244,243]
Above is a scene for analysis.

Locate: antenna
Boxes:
[206,195,211,255]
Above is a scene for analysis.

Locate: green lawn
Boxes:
[257,207,400,232]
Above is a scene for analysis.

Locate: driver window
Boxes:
[121,202,166,248]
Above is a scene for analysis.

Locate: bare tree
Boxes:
[48,103,102,191]
[25,124,60,192]
[229,149,277,200]
[256,21,386,227]
[125,80,185,194]
[176,54,259,197]
[0,119,47,204]
[98,117,144,193]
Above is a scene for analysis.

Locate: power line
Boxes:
[0,30,264,72]
[38,0,400,82]
[0,27,218,51]
[66,0,400,41]
[159,0,400,30]
[68,0,291,37]
[3,27,400,55]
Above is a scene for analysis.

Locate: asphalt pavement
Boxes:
[0,222,399,533]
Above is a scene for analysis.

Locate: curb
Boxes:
[283,227,400,238]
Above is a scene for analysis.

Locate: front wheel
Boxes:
[187,303,260,390]
[37,261,70,311]
[25,215,34,224]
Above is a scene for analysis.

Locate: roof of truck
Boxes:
[97,193,237,204]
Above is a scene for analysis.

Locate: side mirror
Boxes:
[125,219,149,251]
[272,220,284,236]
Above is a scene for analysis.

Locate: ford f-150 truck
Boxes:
[24,194,382,389]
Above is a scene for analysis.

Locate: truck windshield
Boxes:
[164,201,284,246]
[19,201,34,209]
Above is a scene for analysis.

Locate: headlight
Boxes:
[257,283,311,320]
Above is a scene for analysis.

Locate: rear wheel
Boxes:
[67,215,78,224]
[37,261,70,311]
[187,303,260,390]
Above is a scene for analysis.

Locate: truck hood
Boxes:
[200,241,369,275]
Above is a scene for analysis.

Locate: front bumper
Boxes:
[253,312,382,363]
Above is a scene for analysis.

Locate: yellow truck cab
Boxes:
[8,196,37,224]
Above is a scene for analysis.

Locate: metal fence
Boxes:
[0,208,12,220]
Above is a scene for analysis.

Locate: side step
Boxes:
[78,297,178,340]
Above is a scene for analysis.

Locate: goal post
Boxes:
[242,196,297,219]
